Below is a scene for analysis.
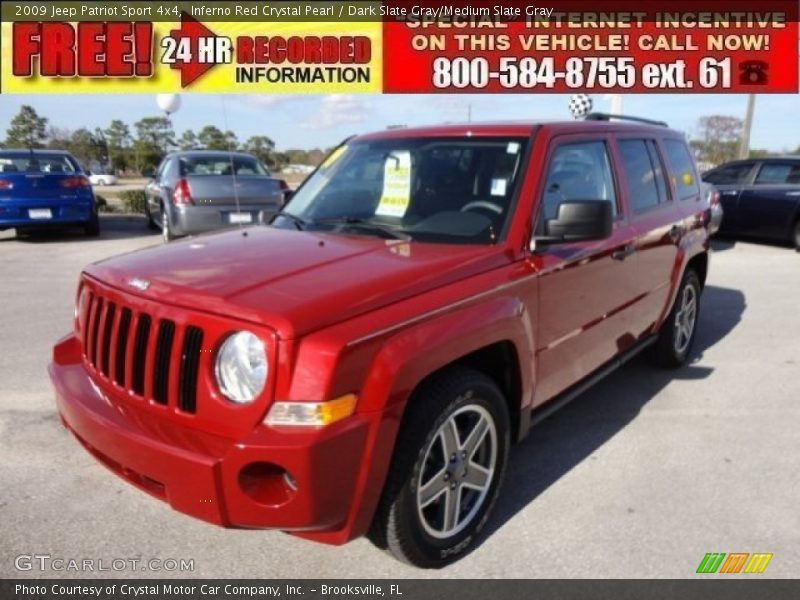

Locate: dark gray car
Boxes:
[144,151,286,241]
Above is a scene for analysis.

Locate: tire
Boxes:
[84,211,100,237]
[369,367,510,568]
[650,269,701,368]
[161,206,175,242]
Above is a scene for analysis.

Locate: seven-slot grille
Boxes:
[81,290,204,414]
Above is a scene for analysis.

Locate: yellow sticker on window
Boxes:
[376,152,412,218]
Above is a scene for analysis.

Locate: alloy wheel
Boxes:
[673,283,697,354]
[416,404,498,539]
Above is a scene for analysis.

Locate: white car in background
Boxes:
[87,171,118,186]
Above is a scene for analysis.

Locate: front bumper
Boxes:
[50,334,373,535]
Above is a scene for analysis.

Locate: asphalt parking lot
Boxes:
[0,216,798,579]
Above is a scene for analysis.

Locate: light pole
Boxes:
[738,94,756,159]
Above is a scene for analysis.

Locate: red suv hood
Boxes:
[85,227,509,339]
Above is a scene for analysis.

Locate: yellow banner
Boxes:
[0,20,382,93]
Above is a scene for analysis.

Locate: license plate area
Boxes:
[29,208,53,219]
[228,212,252,224]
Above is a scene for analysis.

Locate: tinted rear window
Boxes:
[703,163,753,185]
[618,139,666,213]
[755,162,800,185]
[0,152,78,174]
[178,155,268,176]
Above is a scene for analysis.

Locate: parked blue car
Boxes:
[0,149,100,236]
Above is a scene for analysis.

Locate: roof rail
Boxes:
[585,113,668,127]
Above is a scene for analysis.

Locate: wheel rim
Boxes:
[673,283,697,355]
[416,404,497,540]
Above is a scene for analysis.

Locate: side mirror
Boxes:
[535,200,613,246]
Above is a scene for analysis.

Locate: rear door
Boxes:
[702,161,757,234]
[532,135,640,404]
[616,137,693,337]
[737,160,800,240]
[145,158,171,216]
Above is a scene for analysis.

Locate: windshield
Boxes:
[0,152,78,174]
[276,137,528,244]
[179,155,269,176]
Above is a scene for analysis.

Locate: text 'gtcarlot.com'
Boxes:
[14,554,194,572]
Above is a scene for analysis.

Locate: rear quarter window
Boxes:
[663,140,700,200]
[703,162,754,185]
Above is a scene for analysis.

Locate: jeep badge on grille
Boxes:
[127,277,150,291]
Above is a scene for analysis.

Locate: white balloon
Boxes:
[156,94,181,114]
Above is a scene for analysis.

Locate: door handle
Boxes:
[669,224,684,242]
[611,244,636,261]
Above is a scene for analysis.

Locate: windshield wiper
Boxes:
[271,210,307,231]
[313,216,411,241]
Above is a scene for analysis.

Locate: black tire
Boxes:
[161,206,175,242]
[368,367,510,568]
[650,269,702,368]
[84,212,100,237]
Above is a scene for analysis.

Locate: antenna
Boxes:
[219,97,243,232]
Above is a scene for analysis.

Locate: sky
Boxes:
[0,93,798,152]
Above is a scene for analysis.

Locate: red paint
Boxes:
[50,120,709,544]
[12,21,153,78]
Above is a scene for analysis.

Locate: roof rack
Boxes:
[585,113,668,127]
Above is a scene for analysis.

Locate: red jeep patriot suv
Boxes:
[50,114,710,568]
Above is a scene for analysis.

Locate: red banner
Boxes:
[383,0,799,93]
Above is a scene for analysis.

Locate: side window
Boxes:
[541,141,617,221]
[755,162,800,185]
[663,139,700,200]
[704,162,753,185]
[618,139,666,213]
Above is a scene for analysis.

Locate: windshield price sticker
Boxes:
[377,151,412,218]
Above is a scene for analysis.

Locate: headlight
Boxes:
[215,331,267,404]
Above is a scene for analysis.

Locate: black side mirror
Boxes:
[535,200,613,245]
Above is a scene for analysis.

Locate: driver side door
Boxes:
[532,135,640,405]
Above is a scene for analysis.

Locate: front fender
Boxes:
[301,294,534,544]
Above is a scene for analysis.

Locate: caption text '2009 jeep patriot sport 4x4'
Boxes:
[49,114,711,568]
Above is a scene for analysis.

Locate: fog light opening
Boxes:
[238,462,297,507]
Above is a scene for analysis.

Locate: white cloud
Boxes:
[301,94,371,129]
